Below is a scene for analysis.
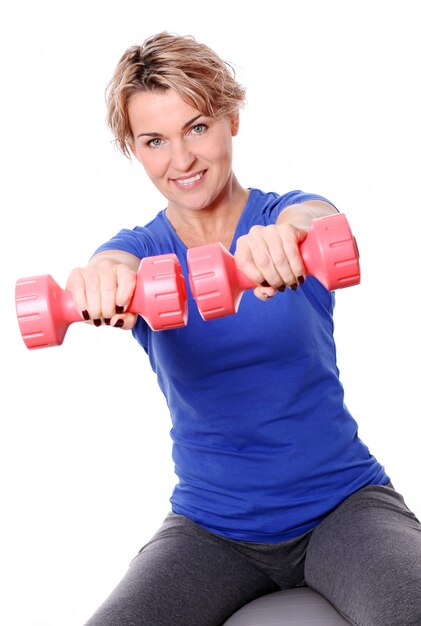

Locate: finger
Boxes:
[234,236,264,285]
[111,312,138,330]
[245,226,283,286]
[66,268,90,320]
[253,285,276,301]
[98,268,118,324]
[115,264,137,313]
[261,225,297,287]
[277,225,307,284]
[83,266,103,324]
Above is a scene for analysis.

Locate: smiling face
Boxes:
[127,89,239,214]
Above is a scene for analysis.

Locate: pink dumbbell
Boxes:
[187,213,360,321]
[16,254,188,349]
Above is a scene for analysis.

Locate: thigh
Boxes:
[305,484,421,626]
[84,513,278,626]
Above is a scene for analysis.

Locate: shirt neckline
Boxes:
[161,188,255,255]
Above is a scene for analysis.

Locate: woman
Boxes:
[70,32,421,625]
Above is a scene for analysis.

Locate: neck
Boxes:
[165,175,249,249]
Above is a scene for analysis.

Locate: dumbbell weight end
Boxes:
[131,254,188,330]
[188,243,255,321]
[16,275,82,349]
[299,213,360,290]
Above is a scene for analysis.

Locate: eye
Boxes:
[147,138,164,148]
[190,123,208,135]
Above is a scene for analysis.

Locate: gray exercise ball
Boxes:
[222,587,350,625]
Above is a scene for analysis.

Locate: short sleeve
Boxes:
[92,226,161,259]
[261,190,337,226]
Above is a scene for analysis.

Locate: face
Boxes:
[127,89,239,214]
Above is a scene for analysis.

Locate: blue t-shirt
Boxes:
[95,188,389,542]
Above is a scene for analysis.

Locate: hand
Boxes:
[234,223,308,301]
[66,259,138,329]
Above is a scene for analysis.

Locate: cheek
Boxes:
[137,151,167,180]
[205,133,232,166]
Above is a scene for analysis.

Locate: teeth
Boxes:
[176,172,203,185]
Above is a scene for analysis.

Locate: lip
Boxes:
[171,169,207,190]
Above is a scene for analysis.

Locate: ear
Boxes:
[128,142,141,162]
[230,112,240,136]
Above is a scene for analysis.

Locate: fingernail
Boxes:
[291,283,298,291]
[93,319,102,327]
[116,305,125,314]
[278,285,286,292]
[298,276,305,285]
[104,318,111,326]
[82,310,90,321]
[114,319,124,328]
[262,292,273,299]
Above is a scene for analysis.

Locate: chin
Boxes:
[173,190,214,211]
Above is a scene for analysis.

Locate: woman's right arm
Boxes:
[66,250,141,329]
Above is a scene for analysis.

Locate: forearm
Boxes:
[276,200,337,232]
[89,249,141,272]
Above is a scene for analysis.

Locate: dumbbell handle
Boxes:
[16,254,187,349]
[188,213,360,321]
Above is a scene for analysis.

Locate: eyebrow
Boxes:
[136,114,204,139]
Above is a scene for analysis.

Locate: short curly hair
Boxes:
[105,32,246,157]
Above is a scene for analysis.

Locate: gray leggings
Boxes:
[84,484,421,626]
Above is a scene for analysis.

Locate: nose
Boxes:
[170,139,196,172]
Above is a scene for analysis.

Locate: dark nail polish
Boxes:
[104,318,111,326]
[291,283,298,291]
[114,319,124,328]
[116,305,125,314]
[278,285,286,292]
[82,310,90,321]
[298,276,305,285]
[93,319,102,327]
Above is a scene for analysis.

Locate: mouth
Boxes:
[171,169,206,189]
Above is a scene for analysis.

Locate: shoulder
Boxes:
[93,211,168,258]
[246,188,318,225]
[247,188,335,226]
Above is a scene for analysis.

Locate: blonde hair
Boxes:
[106,32,246,157]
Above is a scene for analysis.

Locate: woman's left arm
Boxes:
[234,200,337,300]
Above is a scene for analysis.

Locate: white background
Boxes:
[1,1,420,624]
